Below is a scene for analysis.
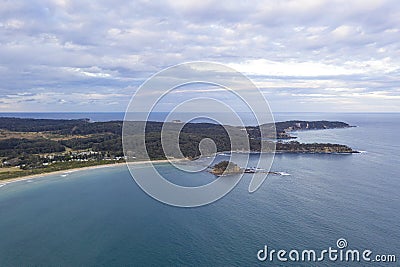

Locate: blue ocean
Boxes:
[0,113,399,266]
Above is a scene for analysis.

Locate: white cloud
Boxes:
[228,59,364,77]
[0,0,399,111]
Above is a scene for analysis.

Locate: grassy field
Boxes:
[0,130,96,141]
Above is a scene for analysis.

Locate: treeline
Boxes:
[274,120,351,132]
[276,141,354,153]
[0,117,89,132]
[0,117,352,138]
[0,117,122,135]
[0,138,65,157]
[0,118,356,168]
[143,131,233,159]
[59,134,122,153]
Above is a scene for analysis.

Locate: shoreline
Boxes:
[0,159,185,187]
[0,148,359,187]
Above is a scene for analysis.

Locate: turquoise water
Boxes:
[0,113,399,266]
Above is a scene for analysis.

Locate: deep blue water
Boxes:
[0,113,399,266]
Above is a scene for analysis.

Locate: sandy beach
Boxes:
[0,159,185,187]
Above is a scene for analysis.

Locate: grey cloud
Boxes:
[0,0,399,111]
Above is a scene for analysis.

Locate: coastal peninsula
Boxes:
[0,117,358,180]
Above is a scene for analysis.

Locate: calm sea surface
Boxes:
[0,113,399,266]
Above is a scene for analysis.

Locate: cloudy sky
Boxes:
[0,0,399,112]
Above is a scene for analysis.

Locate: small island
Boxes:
[210,160,289,176]
[210,161,242,175]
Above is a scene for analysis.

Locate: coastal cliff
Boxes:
[246,120,354,140]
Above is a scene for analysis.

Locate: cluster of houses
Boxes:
[2,150,126,168]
